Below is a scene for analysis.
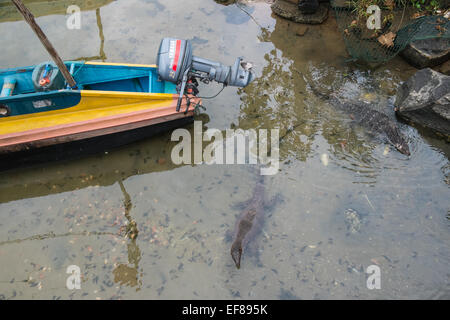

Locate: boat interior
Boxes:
[0,61,177,117]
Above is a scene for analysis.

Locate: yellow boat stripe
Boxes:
[85,61,158,68]
[80,90,172,98]
[0,91,176,135]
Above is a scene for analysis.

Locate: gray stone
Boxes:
[271,0,328,24]
[435,60,450,76]
[441,0,450,8]
[400,38,450,69]
[395,68,450,137]
[214,0,236,5]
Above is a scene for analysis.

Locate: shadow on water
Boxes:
[0,122,187,204]
[0,114,215,204]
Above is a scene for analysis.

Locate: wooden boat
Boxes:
[1,2,252,167]
[0,61,201,157]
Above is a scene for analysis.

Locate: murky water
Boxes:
[0,0,449,299]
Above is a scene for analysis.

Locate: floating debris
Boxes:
[364,194,376,212]
[378,32,396,48]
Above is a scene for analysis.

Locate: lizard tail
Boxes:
[307,80,333,101]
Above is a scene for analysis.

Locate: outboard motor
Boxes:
[157,38,254,111]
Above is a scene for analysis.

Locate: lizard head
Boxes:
[395,142,410,156]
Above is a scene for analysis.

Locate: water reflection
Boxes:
[1,0,108,61]
[238,17,380,184]
[220,2,255,25]
[238,15,450,189]
[0,130,179,204]
[74,8,107,61]
[0,113,215,204]
[0,0,114,23]
[112,181,141,290]
[0,0,113,68]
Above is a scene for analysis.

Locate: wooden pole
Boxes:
[11,0,77,89]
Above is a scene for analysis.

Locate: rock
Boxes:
[214,0,236,5]
[441,1,450,9]
[400,38,450,69]
[434,59,450,76]
[298,0,319,14]
[271,0,328,24]
[395,68,450,137]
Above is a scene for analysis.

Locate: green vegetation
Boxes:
[349,0,444,21]
[346,0,445,32]
[408,0,441,11]
[333,0,449,63]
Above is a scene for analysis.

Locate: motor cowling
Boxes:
[157,38,193,84]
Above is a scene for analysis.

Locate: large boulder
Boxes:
[271,0,328,24]
[400,38,450,69]
[395,68,450,137]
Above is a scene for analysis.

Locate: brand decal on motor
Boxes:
[168,40,181,78]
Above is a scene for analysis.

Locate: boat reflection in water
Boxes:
[0,0,114,23]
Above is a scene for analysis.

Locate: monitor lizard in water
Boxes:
[304,74,411,156]
[230,173,279,269]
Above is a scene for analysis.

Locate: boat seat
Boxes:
[31,62,65,92]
